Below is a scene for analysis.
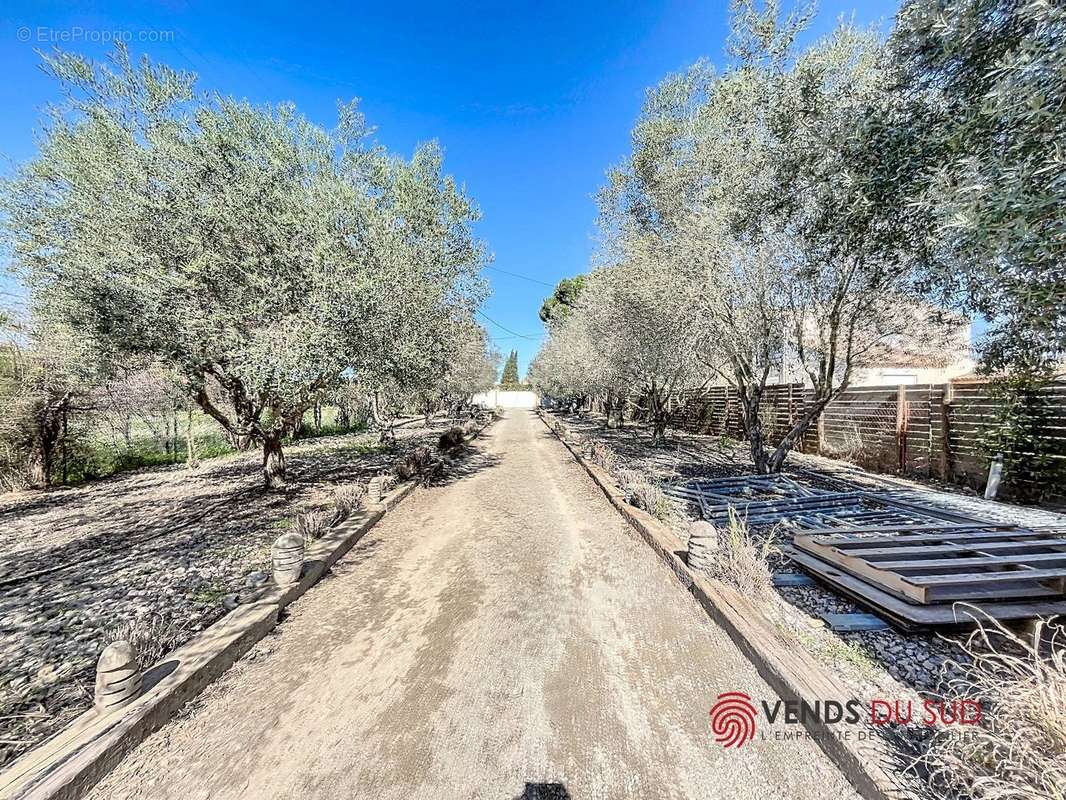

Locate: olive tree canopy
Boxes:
[4,47,487,487]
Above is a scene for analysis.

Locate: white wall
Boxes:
[471,389,540,409]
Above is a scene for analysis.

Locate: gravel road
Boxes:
[89,411,858,800]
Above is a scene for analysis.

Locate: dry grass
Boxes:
[703,510,776,599]
[332,483,366,519]
[617,469,676,523]
[588,441,619,473]
[294,509,331,542]
[923,614,1066,800]
[107,614,188,669]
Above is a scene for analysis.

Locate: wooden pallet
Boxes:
[663,469,982,530]
[694,491,975,530]
[795,524,1066,604]
[663,474,828,519]
[784,545,1066,630]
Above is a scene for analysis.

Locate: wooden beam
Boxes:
[845,539,1066,559]
[799,528,1054,549]
[939,382,954,480]
[797,522,1020,538]
[896,384,908,473]
[785,545,1066,625]
[906,568,1066,587]
[880,553,1066,572]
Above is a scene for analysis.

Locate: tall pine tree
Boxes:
[500,350,520,388]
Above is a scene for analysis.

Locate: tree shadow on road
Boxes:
[514,783,571,800]
[425,448,502,488]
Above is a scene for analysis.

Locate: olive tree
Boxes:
[533,236,705,443]
[4,47,486,487]
[595,7,960,471]
[889,0,1066,373]
[0,319,97,489]
[529,288,632,419]
[437,323,500,417]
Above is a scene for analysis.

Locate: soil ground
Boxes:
[0,420,445,766]
[88,411,857,800]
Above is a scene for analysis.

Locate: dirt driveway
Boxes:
[90,411,857,800]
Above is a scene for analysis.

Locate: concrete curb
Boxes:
[537,410,911,800]
[0,472,424,800]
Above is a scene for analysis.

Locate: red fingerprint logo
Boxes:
[709,691,757,748]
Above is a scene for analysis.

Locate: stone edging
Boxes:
[0,417,496,800]
[536,410,909,800]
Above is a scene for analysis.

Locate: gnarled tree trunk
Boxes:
[26,392,72,490]
[262,433,286,489]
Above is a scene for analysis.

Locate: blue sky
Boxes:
[0,0,900,377]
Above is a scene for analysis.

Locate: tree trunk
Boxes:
[185,406,199,468]
[737,391,771,474]
[27,445,50,489]
[262,434,286,489]
[748,417,770,473]
[27,396,67,489]
[649,388,667,446]
[764,395,835,473]
[61,406,69,484]
[604,393,617,428]
[227,431,253,452]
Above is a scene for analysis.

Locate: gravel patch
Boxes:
[0,421,449,767]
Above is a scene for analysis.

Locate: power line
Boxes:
[477,310,543,340]
[483,265,555,287]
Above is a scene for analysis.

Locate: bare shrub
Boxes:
[394,446,439,484]
[294,509,331,542]
[332,483,365,519]
[107,614,187,668]
[923,615,1065,800]
[703,511,776,599]
[589,441,619,474]
[437,426,465,452]
[820,421,866,464]
[617,469,675,523]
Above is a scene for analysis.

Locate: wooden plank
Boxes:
[844,539,1066,558]
[802,528,1059,549]
[773,572,816,587]
[877,553,1066,572]
[906,568,1066,587]
[873,495,984,524]
[784,546,1066,627]
[719,492,868,512]
[896,385,908,473]
[819,612,890,632]
[798,521,1019,539]
[796,531,1066,602]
